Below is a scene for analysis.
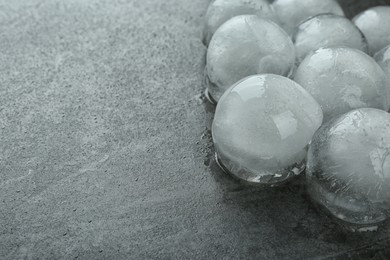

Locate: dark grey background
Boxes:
[0,0,389,259]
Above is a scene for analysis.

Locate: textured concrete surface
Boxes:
[0,0,389,259]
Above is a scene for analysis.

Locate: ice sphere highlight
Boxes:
[212,74,323,185]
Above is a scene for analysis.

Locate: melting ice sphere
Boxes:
[202,0,276,47]
[272,0,344,36]
[293,14,368,64]
[294,47,390,122]
[206,15,295,103]
[212,74,323,185]
[353,6,390,55]
[306,108,390,229]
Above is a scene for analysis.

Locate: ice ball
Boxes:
[374,44,390,78]
[293,14,368,64]
[353,6,390,56]
[212,74,323,185]
[206,15,295,103]
[272,0,344,36]
[306,108,390,229]
[202,0,276,47]
[294,47,390,122]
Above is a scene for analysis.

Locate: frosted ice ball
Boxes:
[306,108,390,229]
[293,14,368,64]
[294,47,390,122]
[374,44,390,78]
[206,15,295,103]
[272,0,344,36]
[212,74,323,185]
[353,6,390,56]
[202,0,276,47]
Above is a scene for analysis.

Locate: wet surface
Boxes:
[0,0,389,259]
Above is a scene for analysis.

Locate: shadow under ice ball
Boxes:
[212,74,323,185]
[306,108,390,229]
[206,15,295,103]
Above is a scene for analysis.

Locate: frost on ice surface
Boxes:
[272,0,344,36]
[293,14,368,64]
[212,74,323,185]
[374,44,390,78]
[294,47,390,122]
[353,6,390,55]
[306,108,390,228]
[202,0,276,47]
[206,15,295,102]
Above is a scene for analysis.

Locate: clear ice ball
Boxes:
[374,44,390,78]
[212,74,323,185]
[306,108,390,229]
[206,15,295,103]
[353,6,390,55]
[272,0,344,36]
[293,14,368,64]
[294,47,390,122]
[202,0,276,47]
[353,6,390,56]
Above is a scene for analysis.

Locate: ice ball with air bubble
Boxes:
[306,108,390,229]
[212,74,323,185]
[202,0,277,47]
[353,6,390,55]
[206,15,295,103]
[293,14,368,64]
[272,0,344,36]
[294,47,390,122]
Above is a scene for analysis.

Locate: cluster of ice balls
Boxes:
[202,0,390,230]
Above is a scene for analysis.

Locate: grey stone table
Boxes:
[0,0,389,259]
